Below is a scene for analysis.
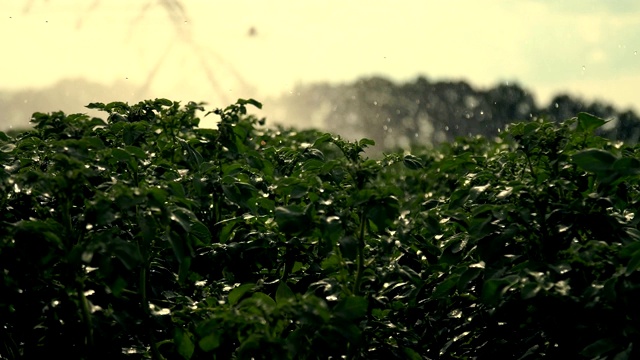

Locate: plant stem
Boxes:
[77,280,94,351]
[140,263,165,360]
[352,209,367,295]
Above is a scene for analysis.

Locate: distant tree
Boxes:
[544,94,586,122]
[274,76,639,151]
[484,83,536,131]
[0,79,141,130]
[614,110,640,144]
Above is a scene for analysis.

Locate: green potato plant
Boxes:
[1,99,639,359]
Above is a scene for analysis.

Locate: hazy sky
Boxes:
[2,0,639,127]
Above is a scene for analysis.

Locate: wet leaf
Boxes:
[580,338,618,357]
[228,283,255,306]
[276,282,295,305]
[572,149,617,173]
[175,329,195,359]
[403,154,424,170]
[577,112,607,133]
[333,296,367,321]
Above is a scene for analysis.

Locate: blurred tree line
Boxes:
[271,76,640,150]
[0,79,144,132]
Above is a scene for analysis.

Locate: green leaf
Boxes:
[367,196,400,233]
[481,275,519,305]
[222,181,258,211]
[358,138,375,147]
[0,143,15,153]
[111,148,132,162]
[178,138,203,168]
[625,249,640,275]
[335,323,362,342]
[321,253,341,272]
[432,274,460,298]
[276,282,295,305]
[521,282,541,300]
[198,332,221,352]
[228,283,255,306]
[338,236,359,260]
[333,296,367,321]
[613,157,640,176]
[312,133,332,147]
[402,347,423,360]
[110,239,143,270]
[190,220,212,245]
[237,98,262,109]
[572,149,617,173]
[249,292,276,309]
[166,231,188,266]
[580,338,618,357]
[457,267,483,291]
[178,256,192,285]
[174,329,195,360]
[577,112,607,133]
[86,102,106,110]
[274,205,309,235]
[124,145,147,159]
[403,154,424,170]
[448,189,469,210]
[170,207,196,233]
[155,98,173,106]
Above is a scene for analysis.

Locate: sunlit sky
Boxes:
[2,0,639,128]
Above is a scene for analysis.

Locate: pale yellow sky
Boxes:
[1,0,639,128]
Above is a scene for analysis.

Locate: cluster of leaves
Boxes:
[1,99,639,359]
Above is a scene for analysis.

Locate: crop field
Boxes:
[1,98,639,359]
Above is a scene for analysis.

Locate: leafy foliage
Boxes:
[1,98,639,359]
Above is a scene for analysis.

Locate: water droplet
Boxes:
[554,103,559,108]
